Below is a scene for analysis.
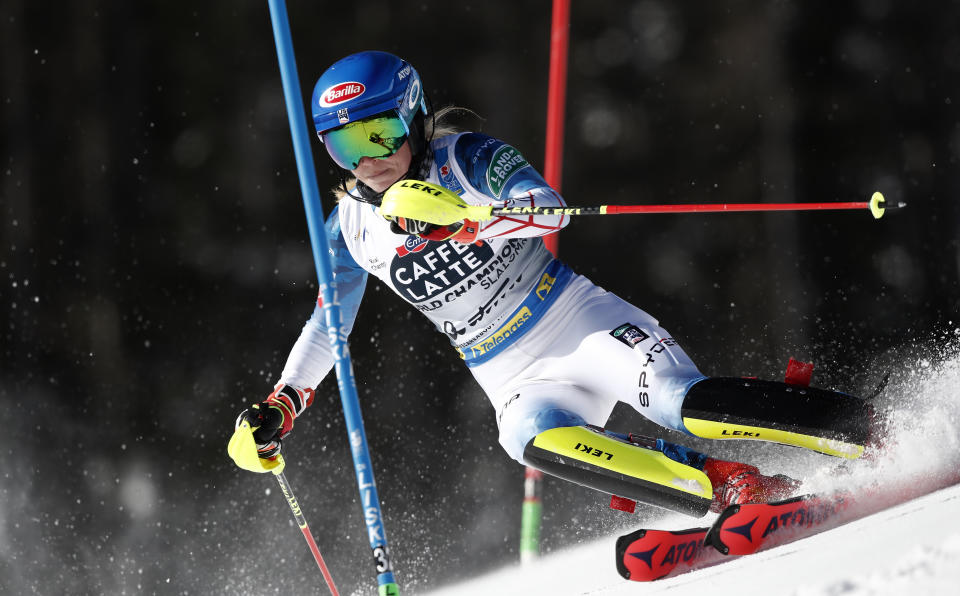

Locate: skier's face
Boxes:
[352,141,412,192]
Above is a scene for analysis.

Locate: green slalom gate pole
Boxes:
[265,2,399,594]
[520,467,544,564]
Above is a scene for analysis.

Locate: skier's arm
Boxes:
[456,133,570,241]
[278,206,367,387]
[394,134,570,243]
[236,207,367,458]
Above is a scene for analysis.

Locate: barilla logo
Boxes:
[319,82,365,107]
[395,236,428,257]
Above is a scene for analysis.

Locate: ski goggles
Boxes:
[319,111,410,170]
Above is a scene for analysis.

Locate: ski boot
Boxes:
[703,458,801,513]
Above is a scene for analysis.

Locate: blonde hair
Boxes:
[332,105,483,200]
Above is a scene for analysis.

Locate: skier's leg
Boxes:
[468,284,720,515]
[494,383,800,516]
[678,377,872,458]
[507,292,806,511]
[471,280,805,515]
[493,383,714,516]
[543,289,872,459]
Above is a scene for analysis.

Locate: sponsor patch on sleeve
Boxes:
[435,147,465,195]
[610,323,650,349]
[486,144,530,197]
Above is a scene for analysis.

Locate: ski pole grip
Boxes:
[227,420,286,474]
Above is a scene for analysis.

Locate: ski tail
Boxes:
[615,526,721,581]
[615,492,854,582]
[615,468,960,582]
[704,492,854,555]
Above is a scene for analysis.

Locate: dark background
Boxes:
[2,1,958,594]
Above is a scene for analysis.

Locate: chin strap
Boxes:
[353,178,384,205]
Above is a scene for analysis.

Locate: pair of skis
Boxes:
[616,466,960,582]
[616,491,854,581]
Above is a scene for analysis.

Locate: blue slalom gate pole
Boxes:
[265,2,399,594]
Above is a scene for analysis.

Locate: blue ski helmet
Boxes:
[312,51,427,138]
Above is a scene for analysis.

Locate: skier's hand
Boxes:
[388,215,437,236]
[421,219,481,244]
[390,216,481,244]
[235,384,314,459]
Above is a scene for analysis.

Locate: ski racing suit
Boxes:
[278,131,707,462]
[274,131,874,516]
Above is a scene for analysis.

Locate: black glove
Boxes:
[389,216,437,236]
[236,403,285,459]
[235,384,314,460]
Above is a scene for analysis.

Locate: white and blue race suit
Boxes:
[279,132,707,461]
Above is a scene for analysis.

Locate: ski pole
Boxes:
[379,181,905,226]
[520,194,903,218]
[273,468,340,596]
[265,1,399,594]
[228,421,340,596]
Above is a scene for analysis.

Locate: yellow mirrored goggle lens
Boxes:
[321,114,409,170]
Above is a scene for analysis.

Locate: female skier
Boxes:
[235,51,872,516]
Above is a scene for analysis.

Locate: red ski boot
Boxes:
[703,458,801,513]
